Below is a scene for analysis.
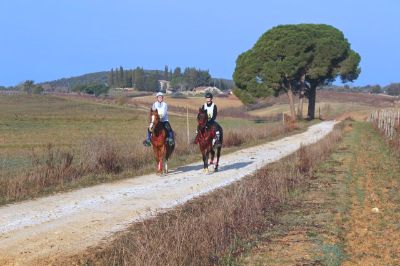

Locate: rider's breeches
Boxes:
[146,129,151,141]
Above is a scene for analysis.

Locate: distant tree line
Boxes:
[108,66,232,92]
[324,83,400,96]
[384,83,400,96]
[17,80,44,94]
[0,85,13,90]
[72,84,109,96]
[330,84,383,94]
[108,66,160,91]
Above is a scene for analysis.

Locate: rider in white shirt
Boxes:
[143,92,174,146]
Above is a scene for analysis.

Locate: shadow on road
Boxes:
[218,161,253,171]
[171,161,253,174]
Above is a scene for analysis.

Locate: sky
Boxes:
[0,0,399,87]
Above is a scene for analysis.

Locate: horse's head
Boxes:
[197,108,208,129]
[149,108,160,132]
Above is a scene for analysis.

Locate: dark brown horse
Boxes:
[148,108,175,174]
[195,108,222,173]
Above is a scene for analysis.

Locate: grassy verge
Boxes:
[240,121,400,265]
[61,120,344,265]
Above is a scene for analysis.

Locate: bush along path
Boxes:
[240,121,400,265]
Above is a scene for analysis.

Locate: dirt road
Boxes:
[0,121,336,265]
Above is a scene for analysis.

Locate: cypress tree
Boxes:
[119,66,124,88]
[108,68,114,88]
[163,65,169,81]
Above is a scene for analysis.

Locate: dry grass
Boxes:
[0,123,295,205]
[373,122,400,155]
[67,123,345,266]
[0,94,304,205]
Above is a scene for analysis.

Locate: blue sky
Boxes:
[0,0,398,87]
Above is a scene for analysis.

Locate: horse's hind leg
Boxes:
[215,147,221,171]
[164,144,174,174]
[164,159,169,174]
[158,160,163,174]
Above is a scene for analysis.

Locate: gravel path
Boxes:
[0,121,336,265]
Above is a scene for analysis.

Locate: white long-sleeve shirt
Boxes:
[152,101,169,122]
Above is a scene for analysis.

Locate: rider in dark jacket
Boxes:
[195,92,223,147]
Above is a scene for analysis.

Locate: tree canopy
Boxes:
[233,24,361,119]
[385,83,400,96]
[72,84,109,96]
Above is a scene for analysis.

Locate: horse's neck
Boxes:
[199,125,213,137]
[153,122,164,135]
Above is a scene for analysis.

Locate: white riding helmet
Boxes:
[156,92,164,97]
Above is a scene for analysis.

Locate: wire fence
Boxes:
[369,108,400,138]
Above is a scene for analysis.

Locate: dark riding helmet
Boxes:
[205,92,213,99]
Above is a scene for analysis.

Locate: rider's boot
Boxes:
[167,131,175,146]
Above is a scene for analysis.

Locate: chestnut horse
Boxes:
[195,108,222,173]
[148,108,175,174]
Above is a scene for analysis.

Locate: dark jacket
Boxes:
[201,102,217,124]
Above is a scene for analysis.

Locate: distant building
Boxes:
[159,80,171,91]
[165,87,177,94]
[192,86,223,95]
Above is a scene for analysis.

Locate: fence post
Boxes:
[186,105,190,145]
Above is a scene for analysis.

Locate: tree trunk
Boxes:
[287,87,296,121]
[307,83,317,119]
[297,74,306,119]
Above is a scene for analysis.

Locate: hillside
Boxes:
[40,71,109,91]
[38,69,234,92]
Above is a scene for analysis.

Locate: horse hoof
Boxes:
[203,168,209,174]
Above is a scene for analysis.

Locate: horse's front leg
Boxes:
[210,149,215,165]
[158,146,166,174]
[152,146,159,173]
[202,150,209,173]
[153,146,163,174]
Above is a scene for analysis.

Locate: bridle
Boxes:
[149,110,159,133]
